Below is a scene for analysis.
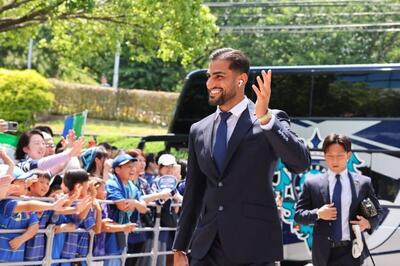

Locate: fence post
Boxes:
[120,232,129,265]
[87,230,95,265]
[151,205,162,266]
[43,225,55,266]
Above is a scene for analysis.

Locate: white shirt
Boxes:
[328,169,352,241]
[213,97,276,146]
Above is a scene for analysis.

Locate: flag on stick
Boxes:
[62,111,88,138]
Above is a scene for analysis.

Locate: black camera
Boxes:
[7,121,18,132]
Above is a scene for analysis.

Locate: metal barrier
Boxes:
[0,198,176,266]
[0,197,283,266]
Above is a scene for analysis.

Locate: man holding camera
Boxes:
[295,133,382,266]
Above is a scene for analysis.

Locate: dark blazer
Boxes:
[173,101,311,264]
[294,172,382,266]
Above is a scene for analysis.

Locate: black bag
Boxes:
[359,197,378,218]
[160,201,179,227]
[140,208,155,227]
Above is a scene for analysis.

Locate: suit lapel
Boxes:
[348,172,359,218]
[221,102,256,176]
[320,173,330,204]
[203,115,220,180]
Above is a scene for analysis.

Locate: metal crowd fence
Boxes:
[0,197,177,266]
[0,196,283,266]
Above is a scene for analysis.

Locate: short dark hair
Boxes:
[33,126,54,137]
[15,130,44,160]
[63,169,89,191]
[322,133,352,153]
[145,153,155,170]
[98,142,112,151]
[209,48,250,76]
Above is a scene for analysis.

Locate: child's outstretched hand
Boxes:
[52,195,69,212]
[76,196,92,215]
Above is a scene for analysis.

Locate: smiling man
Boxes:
[172,48,310,266]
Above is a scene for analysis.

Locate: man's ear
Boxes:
[238,73,248,87]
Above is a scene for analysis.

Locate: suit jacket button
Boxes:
[218,182,223,187]
[218,206,224,211]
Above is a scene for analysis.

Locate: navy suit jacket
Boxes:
[173,101,311,264]
[294,172,382,266]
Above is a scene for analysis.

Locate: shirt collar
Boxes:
[214,96,248,120]
[328,169,348,182]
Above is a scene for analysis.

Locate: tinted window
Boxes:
[169,67,400,138]
[311,71,400,117]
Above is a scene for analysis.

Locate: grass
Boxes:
[38,115,167,137]
[36,115,170,153]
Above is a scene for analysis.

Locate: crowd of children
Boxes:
[0,126,186,266]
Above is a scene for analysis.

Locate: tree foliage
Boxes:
[210,1,400,65]
[0,0,217,88]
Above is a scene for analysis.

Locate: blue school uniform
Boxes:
[77,208,96,257]
[127,182,146,245]
[51,214,71,266]
[105,174,136,256]
[60,209,95,260]
[0,199,39,262]
[93,203,108,257]
[25,210,53,261]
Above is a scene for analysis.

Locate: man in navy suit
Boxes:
[173,48,311,265]
[295,133,382,266]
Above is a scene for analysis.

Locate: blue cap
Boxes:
[112,154,137,168]
[13,170,34,181]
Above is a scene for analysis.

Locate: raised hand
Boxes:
[252,70,272,118]
[25,175,39,188]
[52,195,69,212]
[76,196,93,215]
[68,137,85,157]
[65,130,77,148]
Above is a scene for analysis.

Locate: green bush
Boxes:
[49,79,178,126]
[0,69,54,130]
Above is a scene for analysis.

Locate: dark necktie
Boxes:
[331,174,342,242]
[213,112,232,175]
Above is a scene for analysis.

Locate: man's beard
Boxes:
[208,86,236,107]
[208,93,224,106]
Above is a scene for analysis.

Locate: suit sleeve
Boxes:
[294,180,319,225]
[262,110,311,173]
[365,180,383,234]
[173,125,207,252]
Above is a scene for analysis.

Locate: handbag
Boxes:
[359,197,378,218]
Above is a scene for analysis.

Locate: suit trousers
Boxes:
[189,234,275,266]
[327,245,361,266]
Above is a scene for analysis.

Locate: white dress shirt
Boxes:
[213,97,276,147]
[328,169,352,241]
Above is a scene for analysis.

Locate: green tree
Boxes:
[208,1,400,65]
[0,0,217,86]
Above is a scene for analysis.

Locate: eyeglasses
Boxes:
[46,143,56,148]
